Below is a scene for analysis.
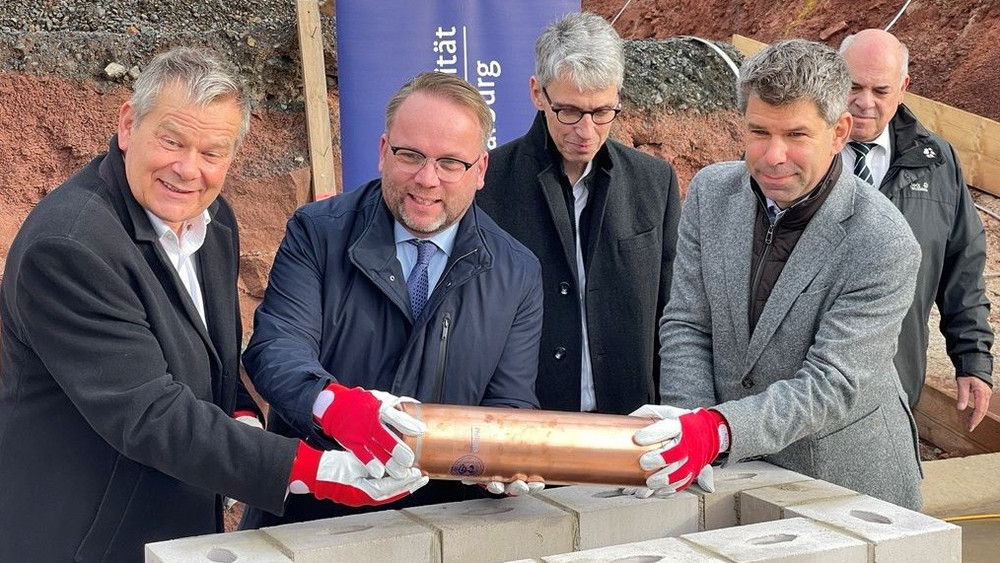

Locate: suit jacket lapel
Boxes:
[744,175,853,372]
[538,168,579,278]
[724,186,755,356]
[101,134,224,388]
[197,210,233,399]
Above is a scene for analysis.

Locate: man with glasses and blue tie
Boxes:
[840,29,993,431]
[479,12,681,416]
[240,72,545,528]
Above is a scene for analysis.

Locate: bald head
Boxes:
[840,29,910,142]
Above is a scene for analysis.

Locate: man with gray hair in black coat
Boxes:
[479,11,681,416]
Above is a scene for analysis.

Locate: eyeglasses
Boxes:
[542,87,621,125]
[388,144,480,182]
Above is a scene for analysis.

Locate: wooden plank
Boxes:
[296,0,337,200]
[729,34,1000,196]
[730,34,766,56]
[913,384,1000,455]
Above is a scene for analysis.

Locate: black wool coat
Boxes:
[478,113,681,414]
[0,137,298,562]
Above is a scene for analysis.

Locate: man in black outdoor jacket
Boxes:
[840,29,993,430]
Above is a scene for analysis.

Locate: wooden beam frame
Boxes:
[296,0,338,199]
[913,384,1000,456]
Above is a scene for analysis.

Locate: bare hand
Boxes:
[956,376,993,432]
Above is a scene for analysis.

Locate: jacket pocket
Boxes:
[812,405,909,500]
[75,455,142,562]
[618,228,657,253]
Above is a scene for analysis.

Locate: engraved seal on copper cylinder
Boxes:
[450,455,485,477]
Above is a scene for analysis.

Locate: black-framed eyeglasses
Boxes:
[542,87,621,125]
[387,143,481,182]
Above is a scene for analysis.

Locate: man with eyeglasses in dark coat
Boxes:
[478,12,681,416]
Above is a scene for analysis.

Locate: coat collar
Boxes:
[97,134,228,383]
[889,103,946,170]
[349,180,494,323]
[527,111,615,279]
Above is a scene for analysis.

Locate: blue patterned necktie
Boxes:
[407,239,435,319]
[848,141,877,185]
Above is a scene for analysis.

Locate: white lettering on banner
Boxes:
[433,26,458,74]
[476,60,502,149]
[433,26,502,149]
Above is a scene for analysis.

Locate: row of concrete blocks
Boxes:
[147,461,961,562]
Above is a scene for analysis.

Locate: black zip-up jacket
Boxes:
[878,104,993,405]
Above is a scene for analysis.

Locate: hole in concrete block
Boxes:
[463,505,516,517]
[720,473,758,482]
[747,533,797,545]
[609,556,664,563]
[776,482,808,492]
[592,489,628,498]
[849,510,893,524]
[318,524,375,536]
[205,548,238,562]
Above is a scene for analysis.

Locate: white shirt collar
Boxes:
[144,210,212,258]
[868,123,892,153]
[393,220,459,257]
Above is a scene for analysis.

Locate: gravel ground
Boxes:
[624,37,744,113]
[0,0,335,107]
[0,2,742,113]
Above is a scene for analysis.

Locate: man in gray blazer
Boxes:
[630,39,924,509]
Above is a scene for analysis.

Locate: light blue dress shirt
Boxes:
[393,220,459,292]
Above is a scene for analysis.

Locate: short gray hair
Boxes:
[839,33,910,85]
[130,47,251,148]
[738,39,850,126]
[534,12,624,91]
[385,71,494,151]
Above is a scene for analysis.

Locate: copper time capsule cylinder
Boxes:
[399,403,662,487]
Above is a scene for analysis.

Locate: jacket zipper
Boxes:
[749,203,780,310]
[435,313,451,402]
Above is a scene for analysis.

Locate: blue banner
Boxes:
[336,1,580,191]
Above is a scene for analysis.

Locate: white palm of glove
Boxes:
[624,404,716,497]
[369,390,427,478]
[462,479,546,497]
[289,448,429,503]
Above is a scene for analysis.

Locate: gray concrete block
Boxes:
[539,537,727,562]
[145,530,292,563]
[683,516,868,562]
[403,495,574,563]
[739,479,860,525]
[537,485,699,550]
[693,461,813,530]
[261,509,437,563]
[786,495,962,562]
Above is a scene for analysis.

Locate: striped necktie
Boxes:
[848,141,877,185]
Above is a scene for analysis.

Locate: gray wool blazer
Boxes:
[660,161,924,510]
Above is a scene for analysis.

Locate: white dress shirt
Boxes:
[144,210,211,328]
[842,125,892,188]
[573,161,597,412]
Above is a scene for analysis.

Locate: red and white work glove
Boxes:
[288,442,428,507]
[313,383,426,479]
[624,405,730,497]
